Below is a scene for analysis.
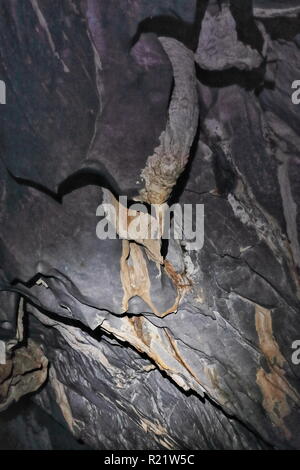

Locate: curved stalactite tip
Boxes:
[138,36,199,205]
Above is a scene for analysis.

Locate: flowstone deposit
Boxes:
[0,0,300,450]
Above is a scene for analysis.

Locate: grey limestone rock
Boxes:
[0,0,300,450]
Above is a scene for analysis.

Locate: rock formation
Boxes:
[0,0,300,450]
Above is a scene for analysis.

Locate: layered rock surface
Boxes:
[0,0,299,450]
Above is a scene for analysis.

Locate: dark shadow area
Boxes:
[168,120,202,206]
[211,143,237,197]
[230,0,264,53]
[58,167,121,200]
[260,15,300,41]
[196,62,266,91]
[11,273,44,289]
[7,166,121,203]
[0,395,91,450]
[7,164,154,215]
[131,0,210,52]
[161,238,169,259]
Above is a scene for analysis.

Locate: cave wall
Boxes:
[0,0,300,450]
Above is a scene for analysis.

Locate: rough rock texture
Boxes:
[195,3,264,71]
[0,0,300,450]
[0,339,48,412]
